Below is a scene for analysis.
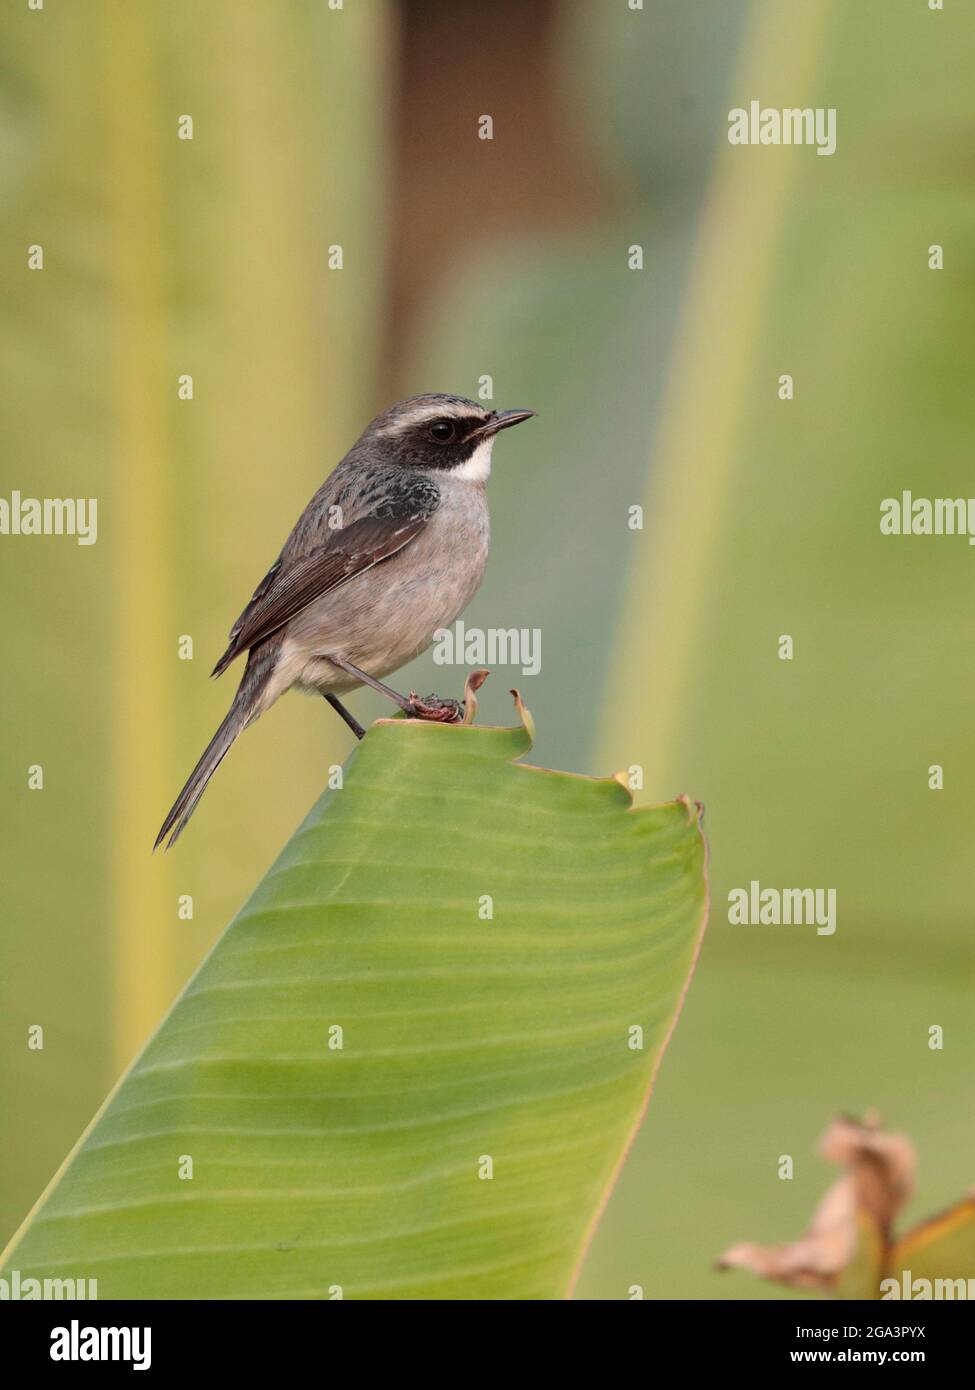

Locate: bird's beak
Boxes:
[475,409,536,438]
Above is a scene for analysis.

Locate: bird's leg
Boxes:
[324,654,463,725]
[323,693,366,740]
[324,654,414,713]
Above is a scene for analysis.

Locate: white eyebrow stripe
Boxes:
[376,401,487,435]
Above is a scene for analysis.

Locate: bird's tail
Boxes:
[154,680,261,851]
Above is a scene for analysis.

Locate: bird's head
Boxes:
[359,394,535,481]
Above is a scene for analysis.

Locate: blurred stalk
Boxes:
[105,0,172,1066]
[0,0,389,1241]
[596,0,833,789]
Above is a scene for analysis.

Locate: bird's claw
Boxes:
[406,692,464,724]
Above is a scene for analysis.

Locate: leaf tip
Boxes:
[462,668,490,724]
[509,687,535,741]
[611,770,633,800]
[675,793,706,828]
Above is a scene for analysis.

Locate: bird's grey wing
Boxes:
[226,558,282,647]
[210,506,434,677]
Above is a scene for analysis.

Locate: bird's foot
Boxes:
[406,691,465,724]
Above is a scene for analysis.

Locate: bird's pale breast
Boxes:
[268,480,490,703]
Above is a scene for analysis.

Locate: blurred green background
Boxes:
[2,0,972,1298]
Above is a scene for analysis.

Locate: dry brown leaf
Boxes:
[717,1113,916,1293]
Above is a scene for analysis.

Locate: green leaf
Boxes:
[833,1214,887,1301]
[888,1198,975,1295]
[1,716,708,1300]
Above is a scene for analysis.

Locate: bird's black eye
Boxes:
[429,419,455,442]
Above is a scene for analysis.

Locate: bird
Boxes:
[154,393,536,849]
